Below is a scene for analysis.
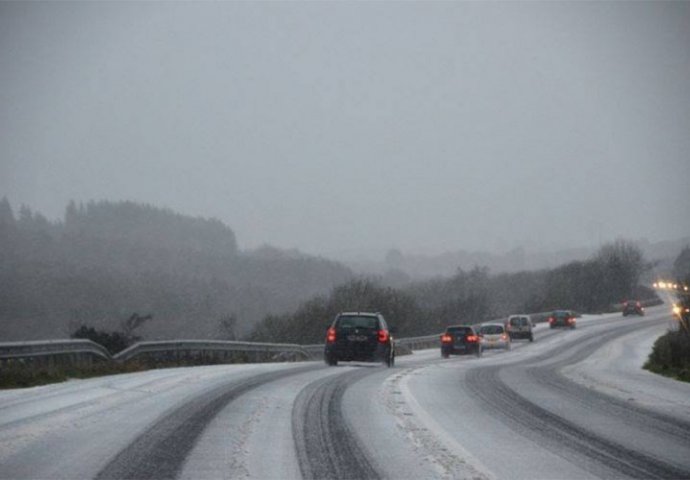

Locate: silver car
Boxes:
[479,323,511,350]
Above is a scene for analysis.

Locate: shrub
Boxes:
[644,330,690,382]
[0,362,146,389]
[71,325,131,355]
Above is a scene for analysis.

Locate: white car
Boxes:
[478,323,511,350]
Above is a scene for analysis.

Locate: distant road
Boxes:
[0,305,688,479]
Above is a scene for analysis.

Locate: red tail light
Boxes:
[466,335,478,342]
[501,334,508,340]
[441,334,452,343]
[378,330,390,343]
[548,317,555,324]
[636,302,641,308]
[326,327,336,343]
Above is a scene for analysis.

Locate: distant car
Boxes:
[441,325,483,358]
[548,310,576,329]
[506,314,534,342]
[672,301,690,321]
[479,323,511,350]
[324,312,395,367]
[622,300,645,316]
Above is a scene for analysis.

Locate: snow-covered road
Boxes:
[1,305,688,479]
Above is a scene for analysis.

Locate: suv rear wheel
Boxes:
[325,355,338,366]
[386,352,395,367]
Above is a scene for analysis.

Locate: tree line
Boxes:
[0,196,661,347]
[250,239,658,344]
[0,198,352,341]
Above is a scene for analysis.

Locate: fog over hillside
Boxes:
[1,196,685,343]
[334,238,690,283]
[0,198,353,341]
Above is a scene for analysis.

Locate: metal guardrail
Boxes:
[0,339,112,362]
[302,344,325,358]
[0,339,316,366]
[302,334,442,358]
[0,301,661,367]
[611,298,664,311]
[0,336,439,366]
[113,340,312,363]
[395,334,440,352]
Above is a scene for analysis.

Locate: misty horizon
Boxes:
[2,2,689,257]
[2,196,687,271]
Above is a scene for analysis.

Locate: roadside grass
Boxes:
[644,330,690,383]
[0,352,304,389]
[0,362,147,389]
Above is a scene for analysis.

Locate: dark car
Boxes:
[622,300,645,316]
[440,325,482,358]
[548,310,576,329]
[324,312,395,367]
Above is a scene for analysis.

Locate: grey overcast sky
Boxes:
[1,1,689,256]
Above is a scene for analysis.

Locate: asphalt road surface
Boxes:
[1,305,688,479]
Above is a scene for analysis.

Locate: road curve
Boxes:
[403,306,690,479]
[0,305,689,480]
[97,365,319,480]
[292,367,380,480]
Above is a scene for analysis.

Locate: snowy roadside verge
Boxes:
[561,321,690,417]
[380,365,495,480]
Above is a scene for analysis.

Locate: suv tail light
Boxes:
[441,334,452,344]
[326,327,336,343]
[548,317,555,324]
[378,329,390,343]
[466,335,478,343]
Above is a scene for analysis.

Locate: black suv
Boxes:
[622,300,645,316]
[324,312,395,367]
[440,325,482,358]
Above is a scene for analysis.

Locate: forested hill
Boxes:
[0,198,353,341]
[64,200,239,256]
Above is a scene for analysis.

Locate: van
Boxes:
[506,314,534,342]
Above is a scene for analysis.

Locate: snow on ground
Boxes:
[0,362,316,480]
[562,310,690,417]
[178,364,345,480]
[1,306,685,480]
[376,306,686,480]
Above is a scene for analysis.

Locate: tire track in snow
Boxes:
[96,364,318,480]
[292,367,380,480]
[465,316,690,479]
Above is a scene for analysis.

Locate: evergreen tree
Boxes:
[0,197,15,228]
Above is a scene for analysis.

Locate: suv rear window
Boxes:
[446,327,471,335]
[337,315,379,329]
